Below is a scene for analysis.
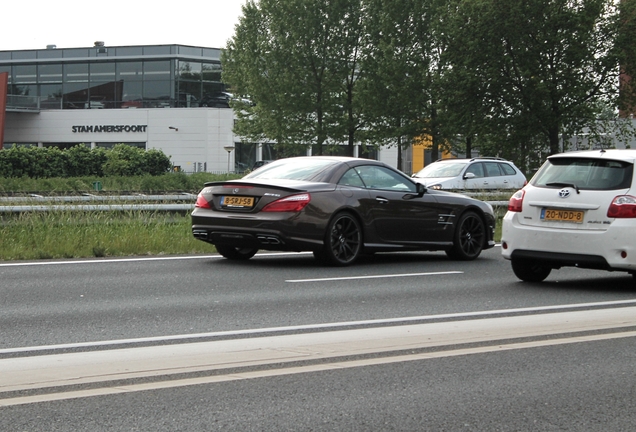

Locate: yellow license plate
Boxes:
[221,196,255,208]
[541,208,584,223]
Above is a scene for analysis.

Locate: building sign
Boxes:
[72,125,148,133]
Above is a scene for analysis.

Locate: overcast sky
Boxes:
[0,0,246,51]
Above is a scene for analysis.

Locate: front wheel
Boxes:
[511,259,551,282]
[215,245,258,261]
[446,211,485,260]
[314,213,362,266]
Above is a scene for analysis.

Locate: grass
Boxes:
[0,208,506,262]
[0,210,216,261]
[0,173,242,261]
[0,175,509,261]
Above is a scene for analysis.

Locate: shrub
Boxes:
[102,144,146,176]
[0,146,37,177]
[66,145,106,177]
[32,146,67,178]
[143,149,172,176]
[0,144,172,178]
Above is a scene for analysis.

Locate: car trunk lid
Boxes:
[201,180,335,213]
[517,185,629,231]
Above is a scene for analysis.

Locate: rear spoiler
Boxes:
[201,180,335,193]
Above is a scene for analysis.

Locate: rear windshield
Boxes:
[243,158,337,181]
[532,157,633,190]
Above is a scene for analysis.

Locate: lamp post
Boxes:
[223,145,235,173]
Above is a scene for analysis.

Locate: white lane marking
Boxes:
[0,252,312,267]
[286,271,463,283]
[3,298,636,355]
[2,327,636,407]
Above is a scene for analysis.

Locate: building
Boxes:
[0,43,397,173]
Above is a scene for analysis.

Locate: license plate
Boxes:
[541,208,584,223]
[221,196,255,208]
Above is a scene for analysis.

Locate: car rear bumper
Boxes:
[191,209,325,252]
[507,249,611,270]
[501,214,636,271]
[192,224,325,251]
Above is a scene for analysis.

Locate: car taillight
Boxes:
[262,193,311,212]
[607,195,636,218]
[508,189,525,212]
[195,193,212,209]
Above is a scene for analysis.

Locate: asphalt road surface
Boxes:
[1,247,636,431]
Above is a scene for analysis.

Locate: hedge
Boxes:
[0,144,172,178]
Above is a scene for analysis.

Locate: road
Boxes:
[1,248,636,430]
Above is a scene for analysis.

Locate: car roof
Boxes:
[280,156,385,164]
[432,157,512,164]
[548,149,636,163]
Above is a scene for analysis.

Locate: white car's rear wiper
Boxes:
[546,182,580,194]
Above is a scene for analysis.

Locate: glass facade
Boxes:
[0,44,226,110]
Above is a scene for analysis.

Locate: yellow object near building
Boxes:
[411,134,453,173]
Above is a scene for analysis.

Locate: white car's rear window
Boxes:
[533,157,633,190]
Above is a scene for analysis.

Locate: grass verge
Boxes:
[0,210,215,261]
[0,175,509,261]
[0,209,505,262]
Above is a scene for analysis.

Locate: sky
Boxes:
[0,0,246,51]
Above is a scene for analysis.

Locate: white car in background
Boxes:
[411,157,526,190]
[501,149,636,282]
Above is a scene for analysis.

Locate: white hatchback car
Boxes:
[411,157,526,190]
[501,149,636,282]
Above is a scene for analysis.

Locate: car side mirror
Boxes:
[403,183,426,200]
[416,183,426,196]
[463,172,476,179]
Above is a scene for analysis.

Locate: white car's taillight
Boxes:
[508,189,525,212]
[607,195,636,218]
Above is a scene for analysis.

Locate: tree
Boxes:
[223,0,636,168]
[360,0,452,169]
[222,0,366,156]
[442,0,629,158]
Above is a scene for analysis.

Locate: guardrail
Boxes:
[0,193,197,203]
[0,194,509,213]
[0,204,195,213]
[0,193,197,213]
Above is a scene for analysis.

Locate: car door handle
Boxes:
[376,197,389,204]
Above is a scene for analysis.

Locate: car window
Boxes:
[414,162,466,178]
[499,163,516,176]
[244,158,336,181]
[483,162,502,177]
[465,163,484,178]
[355,166,415,192]
[533,157,633,190]
[338,168,366,188]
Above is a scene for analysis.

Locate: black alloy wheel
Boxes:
[446,211,485,261]
[314,212,362,266]
[511,259,552,282]
[215,245,259,261]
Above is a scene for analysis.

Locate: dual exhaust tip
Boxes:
[193,230,282,246]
